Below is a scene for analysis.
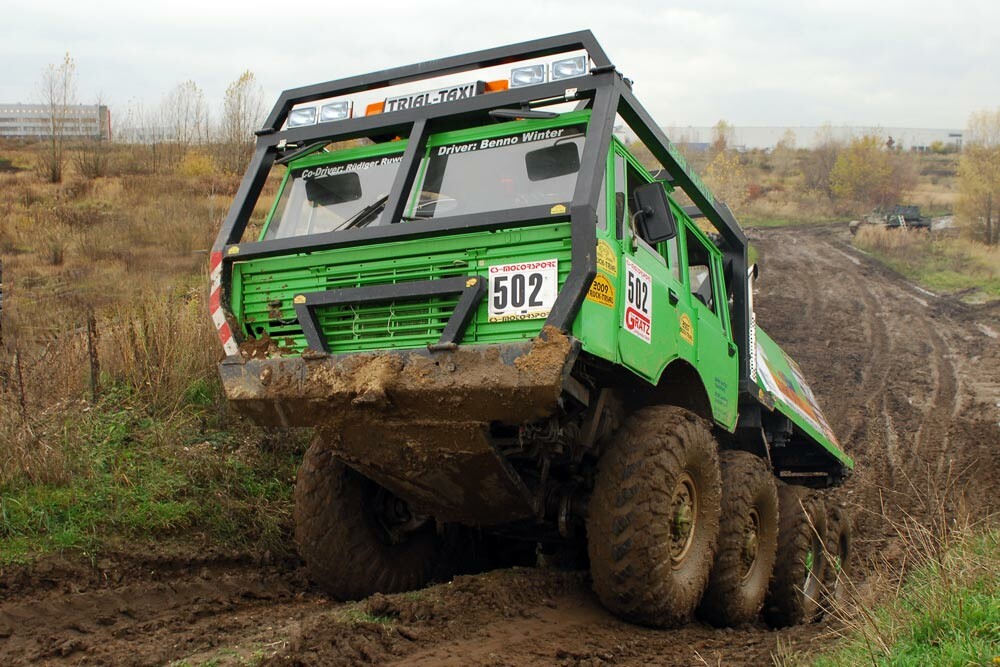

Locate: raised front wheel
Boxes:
[294,436,450,600]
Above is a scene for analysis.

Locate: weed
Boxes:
[340,608,396,626]
[808,469,999,667]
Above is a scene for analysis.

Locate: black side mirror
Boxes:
[633,182,677,243]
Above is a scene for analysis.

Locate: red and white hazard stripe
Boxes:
[209,251,239,356]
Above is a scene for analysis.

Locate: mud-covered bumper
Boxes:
[220,330,579,427]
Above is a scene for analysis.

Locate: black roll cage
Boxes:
[212,30,753,397]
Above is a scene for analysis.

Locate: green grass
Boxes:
[810,528,1000,667]
[853,227,1000,301]
[0,387,302,566]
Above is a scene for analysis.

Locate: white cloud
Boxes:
[1,0,996,128]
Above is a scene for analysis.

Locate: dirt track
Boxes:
[2,224,998,666]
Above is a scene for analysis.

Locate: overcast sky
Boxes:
[2,0,995,129]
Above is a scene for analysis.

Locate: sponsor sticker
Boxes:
[623,258,652,342]
[586,273,615,308]
[488,259,558,323]
[596,239,618,276]
[679,313,694,345]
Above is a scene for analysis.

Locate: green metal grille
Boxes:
[232,222,572,354]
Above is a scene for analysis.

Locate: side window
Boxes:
[625,162,645,219]
[614,154,626,236]
[685,227,718,316]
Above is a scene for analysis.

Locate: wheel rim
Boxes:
[740,507,761,581]
[371,485,429,545]
[669,472,698,567]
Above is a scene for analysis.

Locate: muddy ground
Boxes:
[2,224,998,666]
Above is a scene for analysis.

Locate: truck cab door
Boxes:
[614,151,685,381]
[680,224,739,427]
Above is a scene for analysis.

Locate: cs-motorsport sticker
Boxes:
[488,259,558,323]
[624,258,651,342]
[586,273,615,308]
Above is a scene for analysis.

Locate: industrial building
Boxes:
[0,103,111,141]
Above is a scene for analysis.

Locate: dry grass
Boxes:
[854,226,1000,300]
[0,142,252,485]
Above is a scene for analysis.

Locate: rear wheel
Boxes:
[588,406,721,627]
[821,500,852,608]
[763,484,828,627]
[294,437,450,600]
[698,451,779,626]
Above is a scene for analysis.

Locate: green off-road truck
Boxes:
[211,32,853,628]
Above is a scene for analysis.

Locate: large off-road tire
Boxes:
[587,406,721,627]
[763,484,828,627]
[821,500,852,608]
[294,438,448,600]
[697,450,779,627]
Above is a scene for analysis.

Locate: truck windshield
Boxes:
[408,124,586,220]
[261,123,586,240]
[263,154,403,240]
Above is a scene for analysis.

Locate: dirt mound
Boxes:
[2,224,997,666]
[262,567,821,667]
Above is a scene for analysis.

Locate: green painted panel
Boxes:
[233,223,573,353]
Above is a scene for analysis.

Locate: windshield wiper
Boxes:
[337,195,390,231]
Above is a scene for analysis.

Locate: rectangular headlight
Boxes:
[510,64,546,88]
[288,107,318,128]
[551,56,588,81]
[320,101,353,122]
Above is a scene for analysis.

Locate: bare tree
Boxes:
[38,53,77,183]
[710,119,734,157]
[216,71,265,173]
[802,123,842,196]
[159,80,210,167]
[73,95,111,179]
[162,80,210,145]
[958,108,1000,245]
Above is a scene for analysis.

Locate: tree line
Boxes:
[36,53,266,182]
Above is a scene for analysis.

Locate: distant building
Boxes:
[0,103,112,141]
[616,125,963,152]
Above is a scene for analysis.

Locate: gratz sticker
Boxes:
[624,258,652,342]
[488,259,558,322]
[586,273,615,308]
